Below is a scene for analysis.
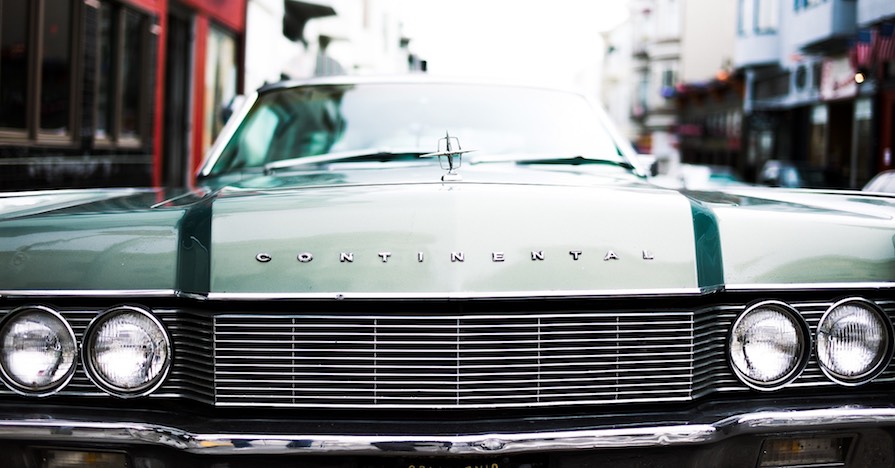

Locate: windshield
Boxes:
[205,82,626,176]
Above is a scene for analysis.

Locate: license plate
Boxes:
[361,455,545,468]
[406,462,500,468]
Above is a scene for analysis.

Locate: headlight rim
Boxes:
[816,297,893,386]
[0,304,78,397]
[81,304,172,398]
[728,300,811,392]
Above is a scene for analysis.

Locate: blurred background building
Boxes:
[603,0,895,189]
[2,0,894,191]
[603,0,739,177]
[0,0,421,191]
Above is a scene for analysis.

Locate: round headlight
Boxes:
[82,306,171,397]
[816,298,892,385]
[0,306,77,395]
[729,301,809,390]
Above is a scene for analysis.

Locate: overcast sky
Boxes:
[398,1,630,93]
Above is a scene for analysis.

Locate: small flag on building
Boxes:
[856,28,874,68]
[876,23,895,63]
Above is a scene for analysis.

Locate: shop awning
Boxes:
[283,0,336,43]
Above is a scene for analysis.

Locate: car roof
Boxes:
[256,74,586,96]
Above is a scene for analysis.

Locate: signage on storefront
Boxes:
[182,0,247,31]
[820,56,857,101]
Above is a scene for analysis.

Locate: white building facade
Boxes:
[244,0,421,93]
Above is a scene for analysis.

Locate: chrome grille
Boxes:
[3,297,893,409]
[214,310,695,408]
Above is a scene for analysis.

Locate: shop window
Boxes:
[0,0,75,141]
[202,23,238,156]
[853,98,873,188]
[95,1,151,147]
[0,0,151,147]
[0,0,29,130]
[809,104,828,167]
[41,0,72,134]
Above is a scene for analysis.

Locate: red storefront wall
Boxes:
[123,0,246,187]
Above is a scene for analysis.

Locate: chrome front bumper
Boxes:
[0,406,893,455]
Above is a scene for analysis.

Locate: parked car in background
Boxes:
[863,170,895,194]
[2,76,895,467]
[758,159,844,189]
[651,163,749,190]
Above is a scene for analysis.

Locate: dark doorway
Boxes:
[827,100,854,186]
[163,2,193,188]
[881,88,895,174]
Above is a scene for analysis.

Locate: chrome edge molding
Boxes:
[205,288,707,300]
[724,282,895,291]
[2,282,894,301]
[0,407,892,455]
[197,92,259,178]
[0,290,180,299]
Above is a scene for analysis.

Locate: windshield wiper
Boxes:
[263,148,429,174]
[468,153,636,170]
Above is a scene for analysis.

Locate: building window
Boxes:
[740,0,778,35]
[0,0,152,147]
[755,0,779,33]
[0,0,30,130]
[794,0,827,11]
[94,1,152,147]
[659,66,677,99]
[202,23,238,156]
[41,0,73,134]
[0,0,76,141]
[662,68,677,88]
[657,0,680,39]
[738,0,753,35]
[809,104,828,167]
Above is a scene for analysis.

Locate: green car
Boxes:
[1,76,895,468]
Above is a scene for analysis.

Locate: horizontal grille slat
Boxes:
[214,310,695,408]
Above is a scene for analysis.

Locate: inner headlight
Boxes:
[729,301,809,390]
[82,306,171,397]
[816,298,892,385]
[0,306,77,395]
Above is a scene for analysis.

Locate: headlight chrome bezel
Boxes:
[728,300,811,391]
[81,305,172,398]
[0,305,78,397]
[816,297,893,386]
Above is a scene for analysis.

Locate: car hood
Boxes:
[2,170,894,297]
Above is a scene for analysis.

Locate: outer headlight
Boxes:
[0,306,77,396]
[729,301,809,390]
[82,306,171,397]
[816,298,892,385]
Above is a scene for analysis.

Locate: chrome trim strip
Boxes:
[205,288,707,301]
[724,282,895,291]
[0,290,180,298]
[0,407,893,455]
[2,282,893,301]
[197,92,259,178]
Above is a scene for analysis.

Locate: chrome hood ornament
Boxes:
[420,132,475,181]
